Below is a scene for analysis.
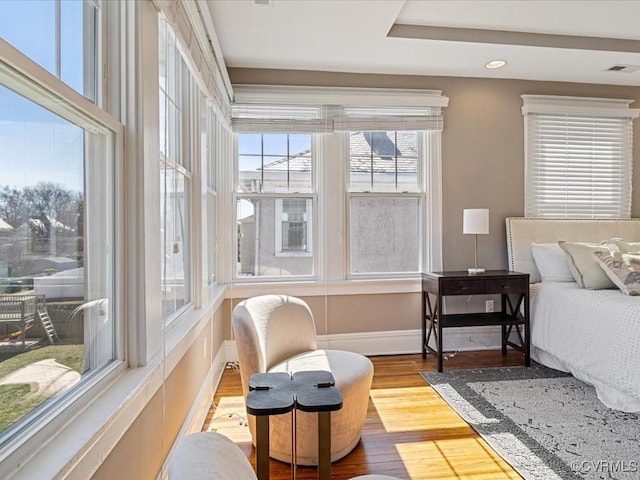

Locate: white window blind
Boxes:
[231,104,333,133]
[523,95,639,218]
[154,1,232,119]
[231,87,448,134]
[334,106,443,132]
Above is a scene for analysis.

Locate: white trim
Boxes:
[233,85,449,108]
[224,326,504,361]
[424,131,443,272]
[521,94,639,118]
[0,38,120,134]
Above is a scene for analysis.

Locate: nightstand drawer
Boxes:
[485,277,528,294]
[441,279,485,295]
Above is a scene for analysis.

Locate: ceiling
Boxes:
[205,0,640,86]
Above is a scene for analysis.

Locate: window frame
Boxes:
[234,132,318,281]
[0,27,125,475]
[346,129,426,278]
[274,197,313,257]
[159,16,196,324]
[229,86,447,289]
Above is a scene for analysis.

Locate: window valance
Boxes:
[231,86,448,133]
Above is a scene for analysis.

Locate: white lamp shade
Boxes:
[463,209,489,235]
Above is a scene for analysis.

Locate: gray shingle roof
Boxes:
[260,131,417,173]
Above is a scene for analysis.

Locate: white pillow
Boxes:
[531,243,574,282]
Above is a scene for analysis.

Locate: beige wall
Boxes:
[225,292,420,338]
[92,305,227,479]
[229,68,640,272]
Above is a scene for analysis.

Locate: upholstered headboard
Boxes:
[505,217,640,283]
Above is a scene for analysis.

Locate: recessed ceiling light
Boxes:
[485,59,507,69]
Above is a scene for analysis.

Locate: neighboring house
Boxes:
[15,217,75,257]
[237,145,313,276]
[237,131,419,276]
[0,219,14,278]
[1,217,79,279]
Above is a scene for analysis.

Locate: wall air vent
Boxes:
[606,64,640,73]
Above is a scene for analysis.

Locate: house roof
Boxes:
[0,219,13,231]
[261,131,417,174]
[349,131,417,173]
[18,217,74,233]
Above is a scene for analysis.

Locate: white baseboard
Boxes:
[223,325,503,362]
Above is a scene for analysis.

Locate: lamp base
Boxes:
[468,267,485,275]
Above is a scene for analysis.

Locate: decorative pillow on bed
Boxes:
[530,243,574,282]
[609,237,640,254]
[558,241,618,289]
[593,251,640,295]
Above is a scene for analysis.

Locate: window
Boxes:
[0,4,120,450]
[275,198,312,255]
[348,130,422,275]
[0,0,98,100]
[236,133,315,278]
[231,86,448,282]
[522,95,639,218]
[159,17,193,320]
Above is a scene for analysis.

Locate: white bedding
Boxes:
[530,282,640,412]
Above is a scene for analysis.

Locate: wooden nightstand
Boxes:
[422,270,530,372]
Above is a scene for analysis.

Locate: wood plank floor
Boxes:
[203,351,527,479]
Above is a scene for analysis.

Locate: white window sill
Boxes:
[226,277,421,298]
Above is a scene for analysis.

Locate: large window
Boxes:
[159,17,193,320]
[0,1,119,451]
[231,88,447,282]
[236,133,315,278]
[348,130,422,275]
[522,95,639,218]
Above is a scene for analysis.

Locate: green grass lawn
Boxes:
[0,345,84,433]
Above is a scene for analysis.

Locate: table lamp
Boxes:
[463,208,489,274]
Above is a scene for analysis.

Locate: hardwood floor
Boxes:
[203,351,527,479]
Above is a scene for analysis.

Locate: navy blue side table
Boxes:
[247,370,343,480]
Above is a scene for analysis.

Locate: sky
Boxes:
[0,0,87,193]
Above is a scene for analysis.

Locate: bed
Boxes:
[506,217,640,412]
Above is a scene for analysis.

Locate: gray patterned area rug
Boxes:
[421,366,640,480]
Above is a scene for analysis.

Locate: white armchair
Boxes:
[232,294,374,466]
